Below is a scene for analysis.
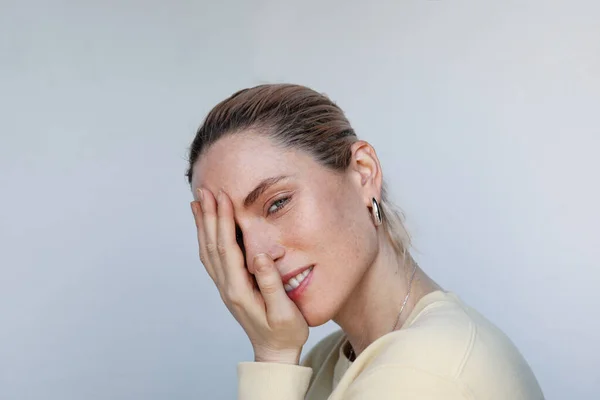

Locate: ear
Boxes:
[348,141,383,205]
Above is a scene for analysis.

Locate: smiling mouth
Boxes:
[283,266,314,292]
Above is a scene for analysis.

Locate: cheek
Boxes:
[281,188,376,269]
[308,192,375,268]
[290,194,350,246]
[292,197,378,326]
[329,205,380,298]
[330,194,374,255]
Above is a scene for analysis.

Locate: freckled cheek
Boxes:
[277,197,348,257]
[294,209,344,257]
[279,216,313,250]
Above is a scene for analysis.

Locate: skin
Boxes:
[189,131,439,363]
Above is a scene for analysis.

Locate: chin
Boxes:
[305,315,331,327]
[299,305,335,327]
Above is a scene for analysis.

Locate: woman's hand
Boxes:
[191,188,309,364]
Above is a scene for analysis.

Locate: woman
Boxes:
[186,84,544,399]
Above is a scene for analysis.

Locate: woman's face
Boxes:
[191,132,380,326]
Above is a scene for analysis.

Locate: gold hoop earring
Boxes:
[371,197,383,226]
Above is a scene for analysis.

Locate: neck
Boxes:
[332,235,439,357]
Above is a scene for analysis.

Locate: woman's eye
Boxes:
[267,197,290,215]
[235,224,246,258]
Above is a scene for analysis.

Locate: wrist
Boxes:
[253,347,302,365]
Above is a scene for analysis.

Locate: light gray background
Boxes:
[1,1,598,399]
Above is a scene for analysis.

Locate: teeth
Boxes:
[284,266,313,292]
[288,278,300,288]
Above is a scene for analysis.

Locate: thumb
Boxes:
[252,254,294,317]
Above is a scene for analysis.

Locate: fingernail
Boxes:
[197,189,205,211]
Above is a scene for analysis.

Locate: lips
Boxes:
[283,265,314,292]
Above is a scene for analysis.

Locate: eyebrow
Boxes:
[243,175,291,208]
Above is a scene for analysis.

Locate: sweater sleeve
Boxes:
[237,362,313,400]
[344,366,470,400]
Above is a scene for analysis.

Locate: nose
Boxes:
[237,222,285,271]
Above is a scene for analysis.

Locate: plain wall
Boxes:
[1,0,598,399]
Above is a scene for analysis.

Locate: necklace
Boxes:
[348,261,418,361]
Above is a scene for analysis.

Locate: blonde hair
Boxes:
[186,83,411,255]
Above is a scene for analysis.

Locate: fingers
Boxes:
[199,189,222,279]
[191,199,216,281]
[192,188,222,283]
[192,188,252,299]
[216,190,247,286]
[252,254,295,324]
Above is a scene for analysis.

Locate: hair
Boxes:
[186,83,411,255]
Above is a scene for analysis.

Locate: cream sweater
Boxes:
[238,291,544,399]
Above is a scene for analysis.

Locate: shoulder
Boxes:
[367,291,479,377]
[358,291,543,398]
